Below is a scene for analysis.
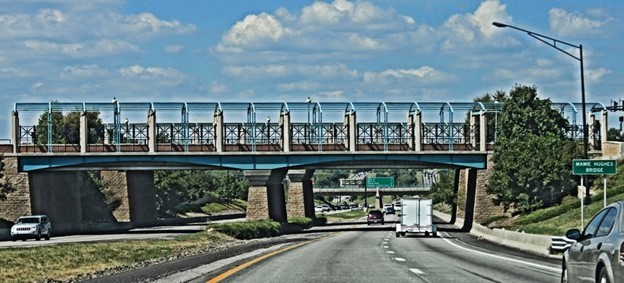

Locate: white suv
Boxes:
[10,215,52,241]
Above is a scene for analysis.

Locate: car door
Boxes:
[581,207,618,279]
[567,208,609,282]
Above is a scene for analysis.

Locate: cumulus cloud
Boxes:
[118,65,186,80]
[549,8,607,36]
[441,0,514,51]
[218,13,293,52]
[363,67,452,85]
[223,64,359,80]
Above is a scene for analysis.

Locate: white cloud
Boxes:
[210,81,228,94]
[549,8,607,36]
[363,67,452,85]
[277,81,321,92]
[223,64,359,80]
[23,39,138,58]
[60,65,108,79]
[587,68,610,82]
[0,67,30,78]
[440,0,513,51]
[164,45,183,54]
[108,12,196,38]
[220,13,293,49]
[118,65,186,80]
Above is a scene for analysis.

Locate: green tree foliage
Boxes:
[312,169,349,188]
[35,110,102,144]
[607,128,621,141]
[487,85,582,213]
[429,170,455,206]
[0,155,14,201]
[154,170,249,217]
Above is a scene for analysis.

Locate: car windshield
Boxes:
[17,217,40,224]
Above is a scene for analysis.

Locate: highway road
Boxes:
[199,230,560,283]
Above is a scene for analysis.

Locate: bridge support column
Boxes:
[286,169,315,218]
[29,172,84,234]
[461,168,477,232]
[126,171,158,227]
[244,170,288,222]
[375,189,383,209]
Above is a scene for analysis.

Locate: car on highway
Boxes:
[314,206,325,213]
[10,214,52,241]
[385,207,395,215]
[561,201,624,283]
[367,210,384,225]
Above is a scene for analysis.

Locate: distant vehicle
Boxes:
[394,201,402,211]
[367,210,384,225]
[340,204,350,210]
[383,204,392,212]
[320,205,331,212]
[11,215,52,241]
[562,201,624,283]
[385,207,395,215]
[396,198,436,237]
[314,206,325,213]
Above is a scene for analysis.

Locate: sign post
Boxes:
[572,159,617,227]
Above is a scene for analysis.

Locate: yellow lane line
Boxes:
[206,234,335,283]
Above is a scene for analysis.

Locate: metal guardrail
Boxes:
[551,236,576,252]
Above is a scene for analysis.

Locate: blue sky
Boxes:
[1,0,623,134]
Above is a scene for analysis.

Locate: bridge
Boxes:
[0,100,610,235]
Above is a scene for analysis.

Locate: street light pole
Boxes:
[306,97,312,143]
[492,22,588,160]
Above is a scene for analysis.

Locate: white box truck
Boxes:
[396,197,437,237]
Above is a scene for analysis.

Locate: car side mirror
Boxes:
[565,228,582,241]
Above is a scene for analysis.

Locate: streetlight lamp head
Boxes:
[266,116,271,123]
[492,22,507,28]
[112,97,117,104]
[306,97,311,103]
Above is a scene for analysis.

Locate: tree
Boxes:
[487,85,581,213]
[429,170,455,206]
[35,109,102,144]
[607,128,621,141]
[0,155,14,201]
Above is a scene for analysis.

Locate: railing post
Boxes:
[470,113,477,149]
[280,112,290,152]
[11,111,19,153]
[214,111,223,153]
[600,110,608,149]
[589,113,596,150]
[80,111,88,153]
[347,111,357,152]
[479,111,487,152]
[148,109,157,153]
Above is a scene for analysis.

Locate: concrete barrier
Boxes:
[433,210,557,258]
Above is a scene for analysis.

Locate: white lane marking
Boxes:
[441,235,560,272]
[383,245,389,249]
[383,241,388,244]
[410,268,425,275]
[395,257,406,262]
[387,251,395,254]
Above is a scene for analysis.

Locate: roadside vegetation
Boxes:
[0,231,234,283]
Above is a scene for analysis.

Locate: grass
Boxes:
[201,199,246,214]
[323,209,368,222]
[509,162,624,235]
[0,231,232,283]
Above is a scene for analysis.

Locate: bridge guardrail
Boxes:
[550,236,576,252]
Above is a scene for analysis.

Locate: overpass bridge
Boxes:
[0,100,609,234]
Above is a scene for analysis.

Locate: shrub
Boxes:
[212,220,281,240]
[288,217,312,229]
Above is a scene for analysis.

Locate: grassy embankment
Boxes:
[496,160,624,235]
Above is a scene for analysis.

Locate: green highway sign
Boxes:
[366,177,395,188]
[573,159,617,175]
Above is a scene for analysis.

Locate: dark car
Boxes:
[562,201,624,283]
[367,210,384,225]
[385,207,395,215]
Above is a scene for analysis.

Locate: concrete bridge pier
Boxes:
[286,169,315,218]
[28,171,84,235]
[125,171,158,227]
[244,170,288,222]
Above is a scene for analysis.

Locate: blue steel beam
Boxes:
[18,152,487,172]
